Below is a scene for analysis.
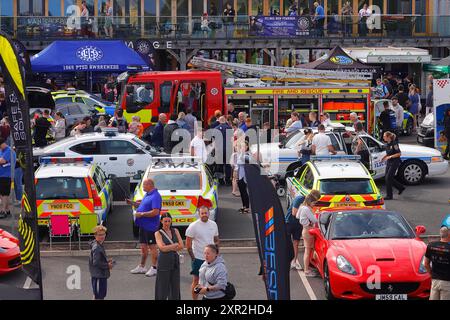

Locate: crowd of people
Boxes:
[93,178,228,300]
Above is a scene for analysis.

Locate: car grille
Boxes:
[360,282,420,294]
[420,127,428,136]
[8,256,22,268]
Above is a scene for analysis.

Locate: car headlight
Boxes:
[336,255,357,275]
[431,156,444,163]
[419,255,427,274]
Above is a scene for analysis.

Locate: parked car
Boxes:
[0,228,21,275]
[54,102,103,130]
[417,113,434,148]
[27,86,56,116]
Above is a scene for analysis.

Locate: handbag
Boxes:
[221,282,236,300]
[159,229,184,264]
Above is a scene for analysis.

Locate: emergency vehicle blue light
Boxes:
[40,157,94,164]
[311,155,361,161]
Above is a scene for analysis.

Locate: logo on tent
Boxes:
[330,55,354,65]
[76,46,104,62]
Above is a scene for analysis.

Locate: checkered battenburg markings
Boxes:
[436,80,450,88]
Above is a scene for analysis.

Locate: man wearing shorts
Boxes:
[0,138,15,218]
[185,206,219,300]
[130,179,162,277]
[285,194,305,270]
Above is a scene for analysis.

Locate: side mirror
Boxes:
[319,212,332,226]
[107,174,117,180]
[133,171,144,180]
[136,148,145,154]
[293,168,300,177]
[415,225,426,238]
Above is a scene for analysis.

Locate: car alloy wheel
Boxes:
[324,263,336,300]
[401,161,425,185]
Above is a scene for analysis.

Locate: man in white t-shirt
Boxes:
[312,124,337,156]
[391,96,404,130]
[190,128,208,162]
[185,206,220,300]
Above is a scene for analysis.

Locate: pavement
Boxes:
[1,251,328,300]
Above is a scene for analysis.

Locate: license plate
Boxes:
[46,203,78,211]
[375,294,407,300]
[335,202,359,207]
[162,200,187,208]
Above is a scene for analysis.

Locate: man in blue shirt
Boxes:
[285,194,305,270]
[0,137,15,218]
[285,112,303,135]
[129,178,162,277]
[150,113,167,149]
[313,1,325,37]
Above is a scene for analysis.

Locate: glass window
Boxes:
[297,0,312,15]
[144,0,157,35]
[160,82,172,113]
[328,0,339,14]
[129,83,154,104]
[48,0,61,16]
[319,178,374,195]
[55,97,74,105]
[148,172,201,190]
[18,0,44,16]
[69,141,101,155]
[251,0,263,16]
[159,0,171,23]
[101,140,138,154]
[302,167,315,190]
[93,171,105,192]
[177,0,188,28]
[64,0,78,16]
[36,177,89,200]
[269,0,280,15]
[330,211,414,240]
[372,0,384,13]
[1,0,14,15]
[388,0,412,14]
[237,0,248,17]
[68,104,82,115]
[193,0,204,17]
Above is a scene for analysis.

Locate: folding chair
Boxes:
[49,215,73,250]
[77,214,98,250]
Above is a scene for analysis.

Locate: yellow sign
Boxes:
[163,200,187,207]
[173,218,196,223]
[226,88,370,95]
[49,203,75,210]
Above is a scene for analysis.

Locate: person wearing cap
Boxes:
[391,96,404,131]
[0,137,15,218]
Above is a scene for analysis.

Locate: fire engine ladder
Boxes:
[190,57,372,85]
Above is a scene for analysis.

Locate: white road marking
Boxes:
[297,270,318,300]
[23,277,32,289]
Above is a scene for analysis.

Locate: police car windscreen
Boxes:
[149,173,201,191]
[36,177,89,199]
[319,179,374,195]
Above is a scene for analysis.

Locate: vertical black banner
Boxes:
[0,32,43,298]
[244,164,293,300]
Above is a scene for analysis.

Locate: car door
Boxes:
[93,166,112,214]
[286,164,306,203]
[327,133,346,155]
[99,139,151,182]
[360,135,387,179]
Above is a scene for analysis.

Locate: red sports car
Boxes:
[308,209,431,300]
[0,228,22,275]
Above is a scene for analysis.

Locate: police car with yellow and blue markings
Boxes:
[34,157,113,227]
[52,89,116,116]
[131,156,218,236]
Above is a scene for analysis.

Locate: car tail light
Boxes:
[198,196,213,208]
[88,178,103,210]
[364,198,385,206]
[314,201,330,208]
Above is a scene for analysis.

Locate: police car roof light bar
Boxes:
[310,155,361,161]
[101,127,119,136]
[40,157,94,165]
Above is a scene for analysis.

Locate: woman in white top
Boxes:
[54,111,66,141]
[296,190,321,277]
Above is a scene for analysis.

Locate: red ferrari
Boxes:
[308,209,431,300]
[0,228,22,275]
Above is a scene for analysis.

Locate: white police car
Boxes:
[33,128,159,183]
[255,124,448,185]
[131,156,219,236]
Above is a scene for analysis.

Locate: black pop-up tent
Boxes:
[297,46,378,73]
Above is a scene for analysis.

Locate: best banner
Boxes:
[0,32,43,296]
[244,164,293,300]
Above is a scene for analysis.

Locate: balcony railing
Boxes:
[1,15,450,41]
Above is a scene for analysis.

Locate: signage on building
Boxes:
[251,16,311,37]
[330,55,354,65]
[367,55,432,63]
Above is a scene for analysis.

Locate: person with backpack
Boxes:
[110,109,128,133]
[379,101,397,137]
[196,244,228,300]
[285,194,305,270]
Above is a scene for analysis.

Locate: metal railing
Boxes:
[1,15,450,41]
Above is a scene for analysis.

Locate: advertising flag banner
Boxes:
[0,32,43,298]
[433,79,450,153]
[244,164,293,300]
